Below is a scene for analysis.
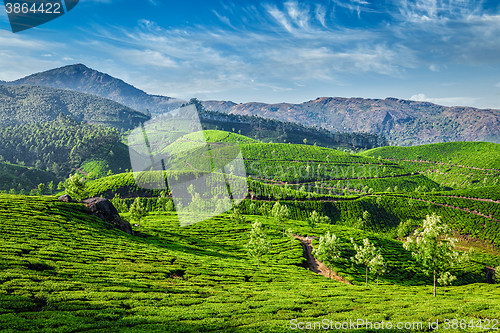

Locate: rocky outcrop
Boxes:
[81,197,133,235]
[58,194,76,203]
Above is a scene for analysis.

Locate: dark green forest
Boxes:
[0,115,121,179]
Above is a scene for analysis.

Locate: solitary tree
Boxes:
[37,183,46,195]
[157,190,169,212]
[63,174,88,201]
[369,253,387,286]
[129,197,148,232]
[111,193,128,213]
[307,210,331,229]
[230,207,246,224]
[259,202,271,218]
[272,202,290,236]
[362,210,371,230]
[246,221,271,267]
[351,238,379,287]
[48,181,54,195]
[403,213,459,297]
[313,231,343,280]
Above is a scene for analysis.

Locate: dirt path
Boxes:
[412,198,500,223]
[294,235,353,285]
[431,195,500,204]
[385,158,500,172]
[77,168,88,176]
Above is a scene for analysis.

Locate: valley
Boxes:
[0,65,499,332]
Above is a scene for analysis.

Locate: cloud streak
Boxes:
[1,0,497,108]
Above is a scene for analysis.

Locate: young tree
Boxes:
[460,247,475,273]
[248,202,257,214]
[259,202,271,217]
[362,210,371,230]
[129,197,148,232]
[37,183,46,195]
[397,219,415,239]
[272,202,290,237]
[157,190,169,212]
[351,238,378,287]
[403,213,459,297]
[111,193,128,213]
[230,207,246,224]
[246,221,271,267]
[63,174,88,201]
[307,210,331,229]
[369,253,386,286]
[495,267,500,284]
[48,181,54,195]
[313,232,343,280]
[437,271,456,293]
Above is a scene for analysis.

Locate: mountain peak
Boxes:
[5,64,182,114]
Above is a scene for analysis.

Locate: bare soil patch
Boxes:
[294,235,352,285]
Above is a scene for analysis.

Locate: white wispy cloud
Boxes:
[410,93,480,107]
[0,31,65,80]
[390,0,500,65]
[51,0,498,104]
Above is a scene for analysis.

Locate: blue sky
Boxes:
[0,0,499,109]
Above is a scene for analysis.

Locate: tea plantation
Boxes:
[1,195,500,332]
[2,130,500,332]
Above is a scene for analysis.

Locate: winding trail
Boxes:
[412,198,500,223]
[385,158,500,172]
[294,235,353,285]
[76,168,88,176]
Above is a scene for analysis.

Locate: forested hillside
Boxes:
[0,85,150,130]
[0,162,58,194]
[0,115,121,179]
[198,109,387,150]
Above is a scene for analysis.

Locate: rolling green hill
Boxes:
[361,142,500,189]
[160,132,441,194]
[80,142,133,178]
[0,194,498,332]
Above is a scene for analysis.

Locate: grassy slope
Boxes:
[166,134,440,193]
[0,194,499,332]
[362,142,500,169]
[361,142,500,189]
[81,142,133,178]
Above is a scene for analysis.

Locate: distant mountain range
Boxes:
[3,64,500,145]
[202,98,500,145]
